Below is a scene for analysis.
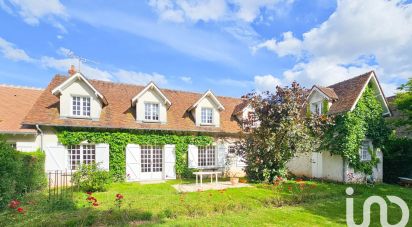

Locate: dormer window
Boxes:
[72,96,91,117]
[311,101,322,115]
[144,102,160,121]
[201,107,213,124]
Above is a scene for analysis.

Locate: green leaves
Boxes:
[56,128,213,181]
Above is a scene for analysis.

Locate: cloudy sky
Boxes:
[0,0,411,97]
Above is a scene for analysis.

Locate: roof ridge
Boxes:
[327,71,373,88]
[0,83,44,91]
[54,75,243,101]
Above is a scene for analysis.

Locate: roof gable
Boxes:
[189,90,225,111]
[131,82,171,107]
[51,73,108,105]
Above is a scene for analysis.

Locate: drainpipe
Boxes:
[36,125,44,152]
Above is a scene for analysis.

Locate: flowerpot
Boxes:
[230,177,239,185]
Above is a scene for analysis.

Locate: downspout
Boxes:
[35,125,44,152]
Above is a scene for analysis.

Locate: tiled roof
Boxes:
[315,86,338,100]
[23,75,245,134]
[327,71,373,115]
[0,85,43,134]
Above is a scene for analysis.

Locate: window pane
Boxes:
[144,103,159,121]
[198,146,216,167]
[201,108,213,124]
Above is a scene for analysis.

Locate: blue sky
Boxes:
[0,0,411,97]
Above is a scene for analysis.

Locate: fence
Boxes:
[48,170,74,202]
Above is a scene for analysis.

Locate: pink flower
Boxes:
[9,200,20,209]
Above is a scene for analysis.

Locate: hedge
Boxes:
[383,136,412,183]
[0,137,46,209]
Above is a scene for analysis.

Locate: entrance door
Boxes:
[140,145,163,181]
[311,152,323,178]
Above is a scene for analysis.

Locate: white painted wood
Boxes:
[16,142,37,152]
[236,155,247,167]
[125,144,140,182]
[95,143,110,170]
[188,145,198,168]
[45,144,68,171]
[164,144,176,179]
[311,152,323,178]
[217,143,227,167]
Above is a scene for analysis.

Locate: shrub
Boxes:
[72,162,112,192]
[0,137,20,209]
[383,136,412,183]
[16,151,47,193]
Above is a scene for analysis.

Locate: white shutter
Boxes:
[188,144,198,168]
[16,142,37,152]
[126,144,140,182]
[45,144,68,171]
[217,143,227,167]
[164,144,176,179]
[237,156,247,167]
[95,143,110,171]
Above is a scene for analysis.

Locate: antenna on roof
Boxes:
[61,48,98,72]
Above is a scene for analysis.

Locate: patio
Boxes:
[172,181,252,192]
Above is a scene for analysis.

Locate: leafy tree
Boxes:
[235,82,332,182]
[394,78,412,129]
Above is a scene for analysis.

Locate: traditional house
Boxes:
[0,69,390,182]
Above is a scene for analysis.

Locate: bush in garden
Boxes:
[16,151,47,193]
[72,162,112,192]
[0,137,21,209]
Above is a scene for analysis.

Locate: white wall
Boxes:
[194,96,220,127]
[322,151,344,182]
[286,152,312,177]
[135,89,167,123]
[59,79,102,120]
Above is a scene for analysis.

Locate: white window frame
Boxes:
[311,101,323,115]
[140,145,163,173]
[144,102,160,122]
[359,140,373,161]
[68,144,96,170]
[198,146,216,168]
[201,107,213,125]
[71,95,91,117]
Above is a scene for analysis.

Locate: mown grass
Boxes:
[0,179,411,226]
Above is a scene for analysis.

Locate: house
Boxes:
[0,69,390,183]
[287,71,391,182]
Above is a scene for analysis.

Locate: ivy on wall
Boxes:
[324,84,390,174]
[56,129,213,181]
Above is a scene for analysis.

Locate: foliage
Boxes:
[393,78,412,129]
[72,163,112,192]
[236,82,332,182]
[0,136,20,209]
[16,151,46,193]
[0,137,46,209]
[382,134,412,183]
[56,129,213,181]
[324,84,390,174]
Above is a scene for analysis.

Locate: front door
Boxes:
[311,152,323,178]
[140,145,163,181]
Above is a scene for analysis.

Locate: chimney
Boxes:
[68,65,76,76]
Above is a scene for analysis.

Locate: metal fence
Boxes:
[48,170,74,202]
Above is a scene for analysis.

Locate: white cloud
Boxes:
[148,0,293,23]
[180,76,192,83]
[254,74,282,92]
[114,69,167,86]
[0,37,32,62]
[0,0,67,30]
[258,0,412,95]
[253,31,302,57]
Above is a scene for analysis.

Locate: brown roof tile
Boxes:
[23,75,244,134]
[315,86,339,100]
[0,85,43,133]
[327,71,373,114]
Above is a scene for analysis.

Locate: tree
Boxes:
[394,78,412,130]
[235,82,332,182]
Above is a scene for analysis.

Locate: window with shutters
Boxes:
[198,146,216,167]
[68,144,96,170]
[72,96,91,117]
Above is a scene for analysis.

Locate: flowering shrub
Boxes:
[85,192,99,207]
[114,193,124,209]
[72,163,112,192]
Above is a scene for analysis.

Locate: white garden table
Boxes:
[193,171,220,186]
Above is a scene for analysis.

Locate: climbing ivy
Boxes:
[56,128,213,181]
[324,84,390,174]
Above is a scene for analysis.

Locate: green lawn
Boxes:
[1,179,411,226]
